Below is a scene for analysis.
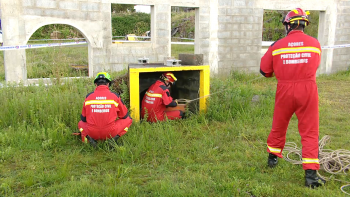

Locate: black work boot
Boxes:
[267,153,278,168]
[305,170,326,188]
[86,135,97,148]
[108,135,120,147]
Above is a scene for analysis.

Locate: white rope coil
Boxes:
[283,135,350,195]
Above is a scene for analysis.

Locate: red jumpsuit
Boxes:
[78,85,132,142]
[141,80,182,122]
[260,30,321,170]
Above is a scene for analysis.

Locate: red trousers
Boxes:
[78,117,132,142]
[145,110,182,123]
[267,81,320,170]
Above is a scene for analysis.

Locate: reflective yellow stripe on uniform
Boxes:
[85,100,119,107]
[145,91,162,98]
[302,158,320,164]
[272,47,321,56]
[268,146,282,153]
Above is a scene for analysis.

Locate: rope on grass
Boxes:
[283,135,350,195]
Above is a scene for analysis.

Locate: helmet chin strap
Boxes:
[285,25,293,35]
[285,22,304,36]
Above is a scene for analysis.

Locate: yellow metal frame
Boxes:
[129,65,210,121]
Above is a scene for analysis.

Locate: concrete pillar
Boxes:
[154,4,171,61]
[323,2,338,74]
[196,0,215,74]
[2,0,27,83]
[329,0,350,73]
[208,0,219,74]
[317,11,326,75]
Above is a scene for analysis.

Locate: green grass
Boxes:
[0,70,349,196]
[26,45,88,79]
[171,44,194,59]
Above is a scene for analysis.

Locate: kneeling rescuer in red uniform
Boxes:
[141,72,183,122]
[78,72,132,147]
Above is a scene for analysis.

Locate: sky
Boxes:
[134,5,151,14]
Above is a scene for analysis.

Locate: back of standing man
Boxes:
[260,8,325,188]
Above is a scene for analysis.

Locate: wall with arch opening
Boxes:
[1,0,349,83]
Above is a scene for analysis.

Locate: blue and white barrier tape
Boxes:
[321,44,350,49]
[0,41,87,51]
[1,41,350,51]
[28,38,86,41]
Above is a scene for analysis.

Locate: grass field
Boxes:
[0,68,349,196]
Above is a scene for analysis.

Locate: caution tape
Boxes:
[0,41,87,51]
[1,41,350,51]
[28,38,86,42]
[262,42,350,50]
[321,43,350,49]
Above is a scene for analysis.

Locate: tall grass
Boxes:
[0,70,349,196]
[0,45,88,82]
[26,45,88,79]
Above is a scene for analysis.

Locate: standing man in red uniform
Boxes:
[141,72,183,122]
[260,8,325,188]
[78,72,132,147]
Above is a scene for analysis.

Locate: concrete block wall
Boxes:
[0,0,349,83]
[217,0,263,75]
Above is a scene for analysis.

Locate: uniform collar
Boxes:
[157,80,166,86]
[288,30,304,36]
[95,85,109,91]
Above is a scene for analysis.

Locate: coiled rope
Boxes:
[283,135,350,195]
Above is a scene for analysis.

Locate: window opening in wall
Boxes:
[262,10,319,56]
[26,24,88,79]
[262,10,319,41]
[111,4,151,43]
[171,6,195,59]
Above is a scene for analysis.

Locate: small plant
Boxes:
[120,79,130,108]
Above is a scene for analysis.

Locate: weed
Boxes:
[0,70,349,196]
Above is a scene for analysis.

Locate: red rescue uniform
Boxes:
[260,30,321,170]
[78,85,132,142]
[141,80,182,122]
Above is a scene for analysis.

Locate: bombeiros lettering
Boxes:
[92,109,110,113]
[283,59,308,64]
